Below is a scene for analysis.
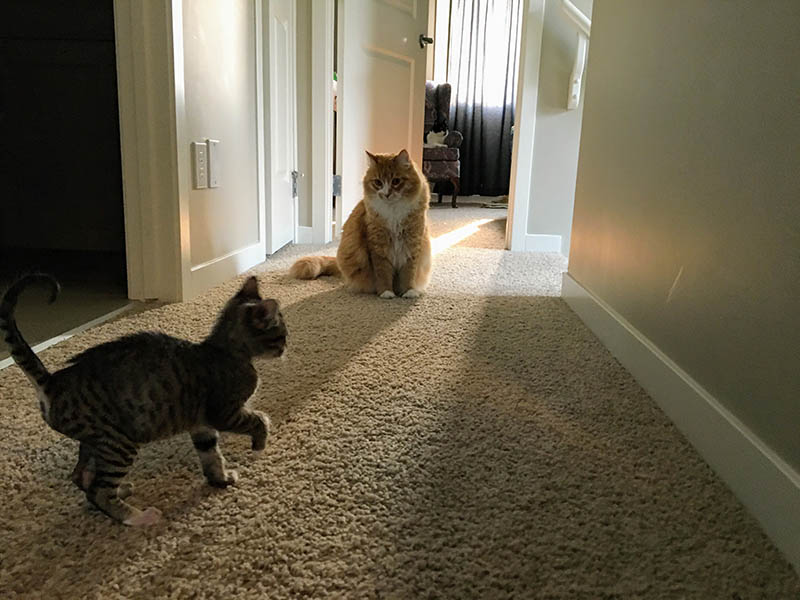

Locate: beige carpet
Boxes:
[0,233,798,597]
[428,198,508,250]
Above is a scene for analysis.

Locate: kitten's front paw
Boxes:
[402,288,422,299]
[209,470,239,488]
[123,506,162,527]
[379,290,396,299]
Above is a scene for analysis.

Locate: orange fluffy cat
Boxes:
[289,149,432,299]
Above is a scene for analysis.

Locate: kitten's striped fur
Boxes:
[0,274,287,526]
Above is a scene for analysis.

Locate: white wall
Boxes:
[525,0,592,256]
[569,1,800,470]
[182,0,260,267]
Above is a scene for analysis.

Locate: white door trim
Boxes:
[113,0,183,301]
[506,0,546,251]
[310,0,335,245]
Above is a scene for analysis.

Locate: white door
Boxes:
[336,0,430,230]
[266,0,298,254]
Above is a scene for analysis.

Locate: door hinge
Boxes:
[332,174,342,196]
[291,170,303,198]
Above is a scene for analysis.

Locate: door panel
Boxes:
[337,0,429,230]
[267,0,297,253]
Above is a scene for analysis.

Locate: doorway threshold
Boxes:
[0,302,135,371]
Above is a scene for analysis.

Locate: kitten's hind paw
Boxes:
[379,290,396,299]
[251,411,271,452]
[123,506,162,527]
[118,482,134,499]
[402,288,422,299]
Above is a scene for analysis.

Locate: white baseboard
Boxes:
[296,226,313,244]
[524,233,562,253]
[562,273,800,572]
[188,242,265,299]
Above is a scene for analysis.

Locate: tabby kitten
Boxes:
[0,274,287,526]
[290,149,432,299]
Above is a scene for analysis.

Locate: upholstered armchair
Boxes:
[422,81,463,208]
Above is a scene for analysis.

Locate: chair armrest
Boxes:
[444,130,463,148]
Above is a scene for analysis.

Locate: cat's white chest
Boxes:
[390,231,407,267]
[372,199,411,267]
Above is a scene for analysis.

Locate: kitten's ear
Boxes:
[251,299,279,329]
[365,151,378,166]
[236,276,261,300]
[394,149,411,166]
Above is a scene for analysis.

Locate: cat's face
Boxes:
[363,149,422,202]
[221,277,287,358]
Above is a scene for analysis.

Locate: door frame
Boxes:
[310,0,335,244]
[115,0,283,301]
[114,0,183,301]
[506,0,545,251]
[306,0,543,250]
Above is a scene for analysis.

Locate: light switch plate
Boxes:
[206,139,220,188]
[191,142,208,189]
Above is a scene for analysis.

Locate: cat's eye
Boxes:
[391,177,401,186]
[372,179,382,189]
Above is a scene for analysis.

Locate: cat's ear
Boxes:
[394,149,411,166]
[365,150,379,166]
[236,276,261,300]
[251,299,279,329]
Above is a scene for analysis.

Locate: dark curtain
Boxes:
[444,0,523,196]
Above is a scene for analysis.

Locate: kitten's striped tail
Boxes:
[288,256,340,280]
[0,273,60,387]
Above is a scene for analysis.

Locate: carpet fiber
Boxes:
[0,214,798,598]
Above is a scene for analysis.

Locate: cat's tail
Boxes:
[0,273,60,387]
[288,256,340,280]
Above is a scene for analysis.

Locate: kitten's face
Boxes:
[363,149,421,202]
[222,277,287,358]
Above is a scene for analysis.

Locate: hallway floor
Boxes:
[0,208,798,597]
[0,250,132,363]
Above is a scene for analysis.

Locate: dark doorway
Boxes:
[0,1,129,358]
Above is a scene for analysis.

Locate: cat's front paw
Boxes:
[379,290,396,299]
[402,288,422,299]
[123,506,162,527]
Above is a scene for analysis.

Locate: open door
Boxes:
[266,0,298,254]
[336,0,430,230]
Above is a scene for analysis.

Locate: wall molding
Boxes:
[310,0,334,244]
[507,0,546,251]
[562,272,800,572]
[524,233,562,253]
[296,226,313,245]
